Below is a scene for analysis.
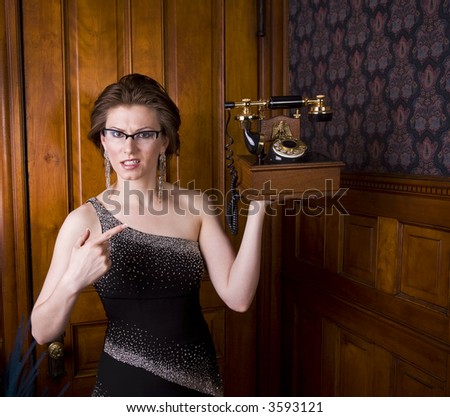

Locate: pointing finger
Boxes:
[95,224,128,244]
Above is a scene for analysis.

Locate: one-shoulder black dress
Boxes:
[88,198,223,396]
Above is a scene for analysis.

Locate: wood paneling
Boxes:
[165,0,215,190]
[296,211,325,265]
[22,0,69,314]
[394,359,445,396]
[1,0,31,358]
[376,217,399,293]
[72,322,107,378]
[282,172,450,396]
[400,224,450,309]
[342,214,377,286]
[66,0,125,205]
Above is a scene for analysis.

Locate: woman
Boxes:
[31,74,267,396]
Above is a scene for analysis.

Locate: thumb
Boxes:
[75,228,91,248]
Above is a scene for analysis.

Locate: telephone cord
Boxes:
[225,111,239,235]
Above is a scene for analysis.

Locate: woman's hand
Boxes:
[65,224,127,292]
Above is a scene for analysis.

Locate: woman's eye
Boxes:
[112,131,125,138]
[137,132,153,139]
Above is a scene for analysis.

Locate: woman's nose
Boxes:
[122,137,137,153]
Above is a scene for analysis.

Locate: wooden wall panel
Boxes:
[394,359,445,396]
[131,0,164,78]
[165,0,215,190]
[67,0,165,206]
[295,211,325,265]
[342,214,377,286]
[22,0,69,303]
[338,329,374,396]
[376,217,399,293]
[66,0,124,205]
[22,1,71,394]
[282,173,450,396]
[281,297,322,396]
[400,224,450,309]
[1,0,31,357]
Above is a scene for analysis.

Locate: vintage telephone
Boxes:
[224,94,334,234]
[225,95,332,164]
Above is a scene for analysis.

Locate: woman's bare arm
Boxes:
[31,205,126,344]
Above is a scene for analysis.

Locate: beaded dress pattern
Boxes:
[88,197,223,396]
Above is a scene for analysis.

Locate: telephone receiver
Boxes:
[225,95,332,165]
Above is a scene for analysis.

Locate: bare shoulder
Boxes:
[58,201,101,242]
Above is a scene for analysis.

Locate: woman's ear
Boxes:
[160,135,169,154]
[100,130,106,148]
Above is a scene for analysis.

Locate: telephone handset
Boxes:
[224,95,333,234]
[225,95,332,165]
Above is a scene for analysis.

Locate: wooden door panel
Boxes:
[72,321,107,378]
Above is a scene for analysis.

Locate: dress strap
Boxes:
[87,197,122,233]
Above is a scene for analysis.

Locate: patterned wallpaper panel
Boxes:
[288,0,450,175]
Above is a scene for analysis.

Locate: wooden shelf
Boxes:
[234,154,345,199]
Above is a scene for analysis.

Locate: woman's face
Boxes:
[101,104,167,188]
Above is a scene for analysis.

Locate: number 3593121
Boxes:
[267,401,323,413]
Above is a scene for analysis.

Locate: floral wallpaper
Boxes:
[288,0,450,175]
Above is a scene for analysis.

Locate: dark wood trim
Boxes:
[0,0,32,358]
[212,0,226,199]
[342,172,450,198]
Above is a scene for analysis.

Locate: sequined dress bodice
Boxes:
[88,197,223,396]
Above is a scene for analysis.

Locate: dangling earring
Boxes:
[158,153,166,203]
[104,149,111,189]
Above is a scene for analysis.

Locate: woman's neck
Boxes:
[101,178,166,214]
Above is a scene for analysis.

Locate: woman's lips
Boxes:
[120,159,141,170]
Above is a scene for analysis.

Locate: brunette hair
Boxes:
[88,74,181,157]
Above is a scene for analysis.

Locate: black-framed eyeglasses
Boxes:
[102,128,161,143]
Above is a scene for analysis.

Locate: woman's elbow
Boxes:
[31,327,45,345]
[226,300,252,313]
[31,324,46,345]
[30,315,48,345]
